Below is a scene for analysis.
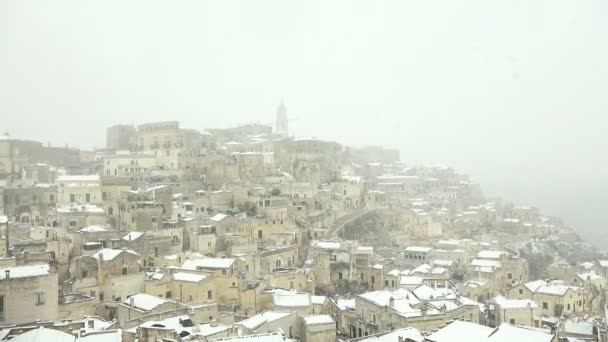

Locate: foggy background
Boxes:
[1,1,607,248]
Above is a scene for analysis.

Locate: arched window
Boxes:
[275,259,282,269]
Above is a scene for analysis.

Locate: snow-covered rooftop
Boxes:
[238,311,292,331]
[303,315,334,325]
[272,291,311,307]
[173,272,207,283]
[123,293,169,311]
[0,264,50,280]
[91,248,138,261]
[182,257,235,270]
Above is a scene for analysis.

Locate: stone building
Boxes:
[0,264,58,324]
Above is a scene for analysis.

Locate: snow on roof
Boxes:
[312,241,341,250]
[599,260,608,267]
[580,261,594,270]
[0,264,50,280]
[210,213,228,222]
[122,231,144,241]
[464,280,487,288]
[56,175,100,183]
[79,225,108,233]
[494,295,539,309]
[387,269,401,277]
[477,250,506,259]
[173,272,207,283]
[399,276,423,286]
[413,284,455,301]
[205,332,286,342]
[132,314,193,335]
[123,293,169,311]
[433,260,454,267]
[524,280,582,296]
[359,288,418,307]
[91,248,138,261]
[576,272,602,282]
[311,295,327,305]
[0,216,8,224]
[471,259,502,269]
[238,311,292,331]
[182,257,235,270]
[437,239,461,246]
[488,323,554,342]
[356,246,374,254]
[77,330,122,342]
[303,315,334,325]
[411,264,432,274]
[334,298,355,311]
[357,327,423,342]
[9,327,76,342]
[272,291,311,307]
[404,246,433,253]
[564,321,594,336]
[194,323,231,337]
[56,204,106,214]
[426,320,493,342]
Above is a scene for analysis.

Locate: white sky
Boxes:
[1,0,607,243]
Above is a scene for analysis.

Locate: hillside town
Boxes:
[0,103,607,342]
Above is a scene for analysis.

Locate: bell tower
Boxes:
[275,100,288,137]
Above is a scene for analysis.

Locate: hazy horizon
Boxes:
[2,0,607,247]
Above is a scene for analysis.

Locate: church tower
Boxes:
[275,100,288,137]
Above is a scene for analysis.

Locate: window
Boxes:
[49,194,55,202]
[208,242,212,248]
[70,194,75,202]
[371,276,375,284]
[108,207,113,215]
[276,260,281,269]
[519,289,523,295]
[339,272,343,280]
[510,319,515,324]
[102,192,107,200]
[122,266,128,275]
[0,295,4,321]
[508,273,512,279]
[258,230,263,239]
[166,291,172,298]
[69,220,77,227]
[99,292,104,301]
[567,304,571,310]
[542,302,548,309]
[207,290,212,300]
[81,270,88,278]
[36,292,45,305]
[222,269,227,275]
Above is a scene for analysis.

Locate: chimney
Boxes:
[389,296,395,307]
[129,296,135,308]
[4,270,9,280]
[99,252,104,263]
